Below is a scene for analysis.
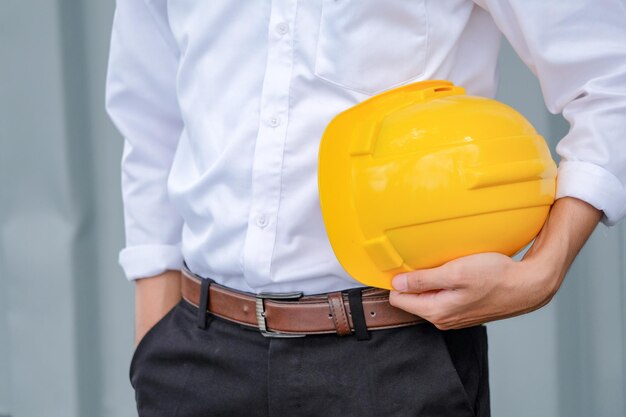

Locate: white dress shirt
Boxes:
[106,0,626,294]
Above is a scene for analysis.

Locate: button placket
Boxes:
[242,0,298,287]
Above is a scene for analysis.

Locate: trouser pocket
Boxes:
[131,300,196,417]
[129,301,179,383]
[441,325,490,417]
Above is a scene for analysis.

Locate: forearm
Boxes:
[134,270,182,347]
[518,196,603,307]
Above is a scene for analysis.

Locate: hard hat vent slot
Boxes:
[422,85,464,99]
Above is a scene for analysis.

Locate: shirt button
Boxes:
[275,22,289,35]
[268,116,281,128]
[256,215,268,228]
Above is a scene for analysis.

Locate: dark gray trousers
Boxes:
[130,297,490,417]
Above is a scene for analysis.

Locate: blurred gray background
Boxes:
[0,1,625,416]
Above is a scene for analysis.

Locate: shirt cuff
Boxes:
[556,161,626,226]
[118,244,183,281]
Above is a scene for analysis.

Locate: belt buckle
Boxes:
[255,292,305,338]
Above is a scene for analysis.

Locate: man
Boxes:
[105,1,626,416]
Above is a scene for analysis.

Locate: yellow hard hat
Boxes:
[318,80,557,290]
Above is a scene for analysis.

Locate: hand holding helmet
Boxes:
[318,80,557,290]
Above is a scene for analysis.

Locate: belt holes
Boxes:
[328,313,333,319]
[370,311,376,317]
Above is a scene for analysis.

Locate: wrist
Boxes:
[512,197,602,311]
[515,255,563,311]
[134,270,182,346]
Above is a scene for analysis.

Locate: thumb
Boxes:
[392,266,452,293]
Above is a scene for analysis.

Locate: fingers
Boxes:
[389,290,459,330]
[389,290,438,315]
[389,265,461,328]
[390,290,491,330]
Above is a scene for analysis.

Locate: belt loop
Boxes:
[348,288,370,341]
[328,292,351,336]
[197,277,214,329]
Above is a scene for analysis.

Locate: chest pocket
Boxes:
[315,0,429,95]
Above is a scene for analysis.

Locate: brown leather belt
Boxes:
[181,266,425,337]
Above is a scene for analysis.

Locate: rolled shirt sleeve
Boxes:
[474,0,626,225]
[105,0,184,279]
